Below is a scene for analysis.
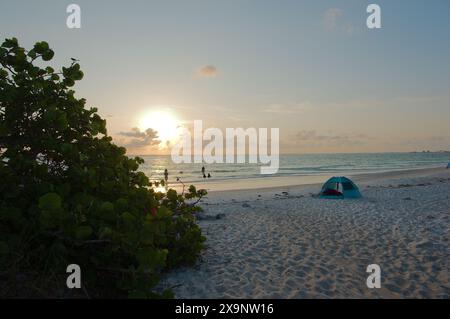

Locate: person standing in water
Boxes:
[201,166,205,175]
[164,169,169,184]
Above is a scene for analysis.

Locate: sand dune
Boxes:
[159,168,450,298]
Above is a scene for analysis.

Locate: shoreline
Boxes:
[173,166,447,194]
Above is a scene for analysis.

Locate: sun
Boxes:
[138,110,181,145]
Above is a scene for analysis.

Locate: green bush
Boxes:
[0,38,206,298]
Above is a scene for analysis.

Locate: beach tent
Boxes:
[319,176,362,199]
[447,163,450,169]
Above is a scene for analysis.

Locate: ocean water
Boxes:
[138,152,450,184]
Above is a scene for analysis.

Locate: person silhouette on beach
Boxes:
[207,173,211,178]
[201,166,205,175]
[164,169,168,183]
[203,173,206,179]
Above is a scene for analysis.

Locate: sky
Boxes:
[1,0,450,154]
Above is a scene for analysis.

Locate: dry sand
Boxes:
[159,167,450,298]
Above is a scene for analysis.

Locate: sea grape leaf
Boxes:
[167,189,177,201]
[75,225,93,240]
[0,241,9,256]
[136,248,168,269]
[38,193,62,211]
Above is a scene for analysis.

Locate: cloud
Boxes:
[118,127,146,138]
[323,8,343,31]
[197,65,218,78]
[294,130,369,147]
[396,136,450,149]
[262,102,310,114]
[323,8,355,34]
[118,127,160,148]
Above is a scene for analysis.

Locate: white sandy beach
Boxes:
[159,167,450,298]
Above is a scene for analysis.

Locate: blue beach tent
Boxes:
[319,176,362,199]
[447,163,450,169]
